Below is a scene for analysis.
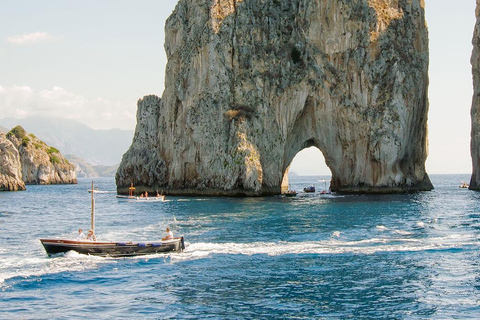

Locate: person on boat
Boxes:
[86,229,97,241]
[145,191,148,198]
[162,227,174,241]
[77,228,86,240]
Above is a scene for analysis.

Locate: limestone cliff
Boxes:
[117,0,432,195]
[0,133,25,191]
[6,126,77,185]
[470,0,480,190]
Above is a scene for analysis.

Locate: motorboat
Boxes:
[303,185,316,193]
[116,182,165,201]
[284,190,298,197]
[116,194,166,202]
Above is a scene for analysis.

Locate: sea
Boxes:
[1,174,480,319]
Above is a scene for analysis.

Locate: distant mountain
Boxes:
[0,125,7,133]
[66,154,119,178]
[0,117,134,166]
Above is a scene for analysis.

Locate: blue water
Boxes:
[1,175,480,319]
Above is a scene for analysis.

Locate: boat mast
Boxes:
[129,181,135,197]
[91,181,95,232]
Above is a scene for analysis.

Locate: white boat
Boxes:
[88,188,112,194]
[116,195,166,202]
[116,182,165,202]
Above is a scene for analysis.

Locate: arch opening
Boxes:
[281,145,332,194]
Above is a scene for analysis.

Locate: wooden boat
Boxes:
[39,237,185,257]
[40,182,182,257]
[303,185,316,193]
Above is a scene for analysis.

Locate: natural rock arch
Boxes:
[281,139,328,191]
[116,0,433,196]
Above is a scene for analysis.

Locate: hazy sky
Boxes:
[0,0,476,175]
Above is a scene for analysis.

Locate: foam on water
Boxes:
[170,233,474,263]
[0,251,114,287]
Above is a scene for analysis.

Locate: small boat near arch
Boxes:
[303,185,316,193]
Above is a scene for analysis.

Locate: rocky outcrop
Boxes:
[116,95,165,195]
[6,126,77,185]
[470,0,480,190]
[117,0,432,195]
[0,133,25,191]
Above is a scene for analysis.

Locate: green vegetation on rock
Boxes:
[7,125,27,140]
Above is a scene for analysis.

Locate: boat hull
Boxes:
[116,195,165,202]
[40,237,185,257]
[303,186,316,193]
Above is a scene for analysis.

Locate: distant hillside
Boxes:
[0,117,133,166]
[0,125,7,133]
[66,154,118,178]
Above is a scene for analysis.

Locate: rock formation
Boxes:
[0,133,26,191]
[6,126,77,186]
[471,0,480,190]
[117,0,433,195]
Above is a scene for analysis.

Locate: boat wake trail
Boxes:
[0,251,114,287]
[172,235,477,262]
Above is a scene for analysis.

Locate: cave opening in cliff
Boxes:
[282,146,331,193]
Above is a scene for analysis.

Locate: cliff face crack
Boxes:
[116,0,432,196]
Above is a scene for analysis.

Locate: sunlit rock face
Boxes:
[6,126,77,186]
[0,133,25,191]
[117,0,432,195]
[470,0,480,190]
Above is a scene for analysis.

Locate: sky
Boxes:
[0,0,476,175]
